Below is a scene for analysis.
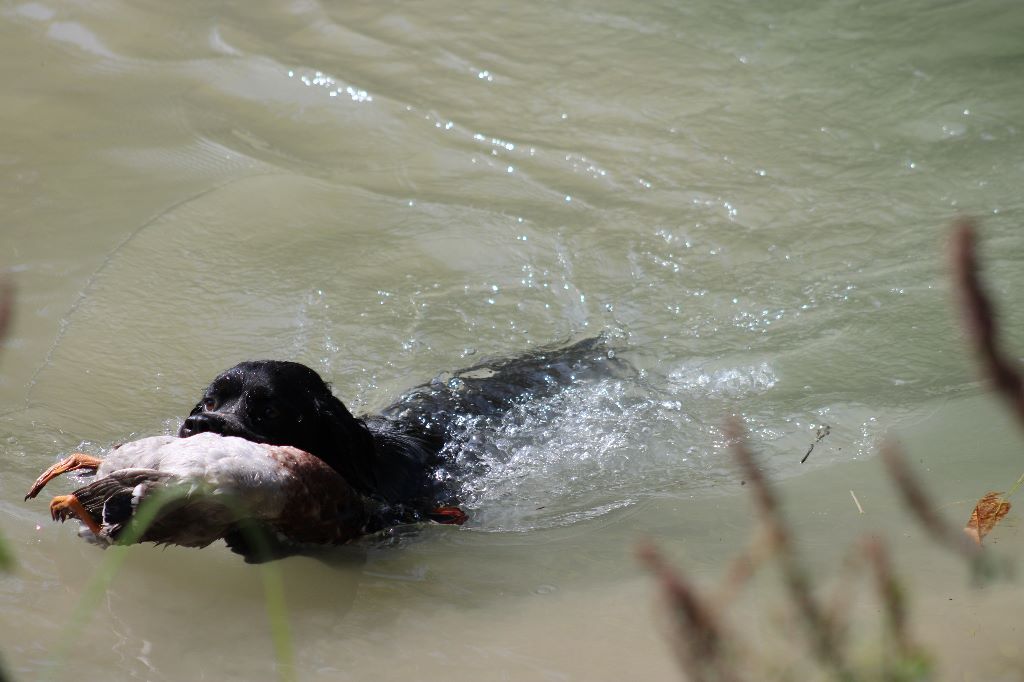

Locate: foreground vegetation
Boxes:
[640,221,1024,681]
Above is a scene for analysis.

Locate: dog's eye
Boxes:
[265,406,281,419]
[202,398,217,411]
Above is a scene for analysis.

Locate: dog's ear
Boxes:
[311,393,380,493]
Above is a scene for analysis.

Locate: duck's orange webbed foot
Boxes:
[25,453,103,500]
[49,494,103,535]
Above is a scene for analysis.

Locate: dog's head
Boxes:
[179,361,374,483]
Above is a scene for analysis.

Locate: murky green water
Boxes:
[2,1,1024,679]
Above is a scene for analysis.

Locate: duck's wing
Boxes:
[53,468,244,548]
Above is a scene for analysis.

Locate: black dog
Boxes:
[178,336,624,531]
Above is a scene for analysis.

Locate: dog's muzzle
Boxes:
[178,412,263,442]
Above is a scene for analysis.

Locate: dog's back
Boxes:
[360,336,631,513]
[378,336,628,439]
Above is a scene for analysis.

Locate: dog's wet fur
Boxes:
[179,336,626,531]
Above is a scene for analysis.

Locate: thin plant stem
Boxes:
[42,486,295,682]
[950,219,1024,425]
[727,418,854,682]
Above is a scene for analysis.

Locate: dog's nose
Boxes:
[179,413,215,438]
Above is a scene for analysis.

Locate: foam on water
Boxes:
[431,353,791,532]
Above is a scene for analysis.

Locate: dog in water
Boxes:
[178,336,626,534]
[25,337,627,561]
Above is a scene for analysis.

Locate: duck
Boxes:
[24,432,467,562]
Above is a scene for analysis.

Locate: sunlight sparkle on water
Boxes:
[288,69,373,102]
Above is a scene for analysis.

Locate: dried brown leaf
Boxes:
[964,491,1011,545]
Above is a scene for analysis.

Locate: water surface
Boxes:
[2,0,1023,679]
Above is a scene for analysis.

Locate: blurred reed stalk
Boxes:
[0,279,12,345]
[0,280,13,572]
[727,418,854,681]
[40,488,297,682]
[0,280,14,682]
[950,219,1024,425]
[637,542,736,682]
